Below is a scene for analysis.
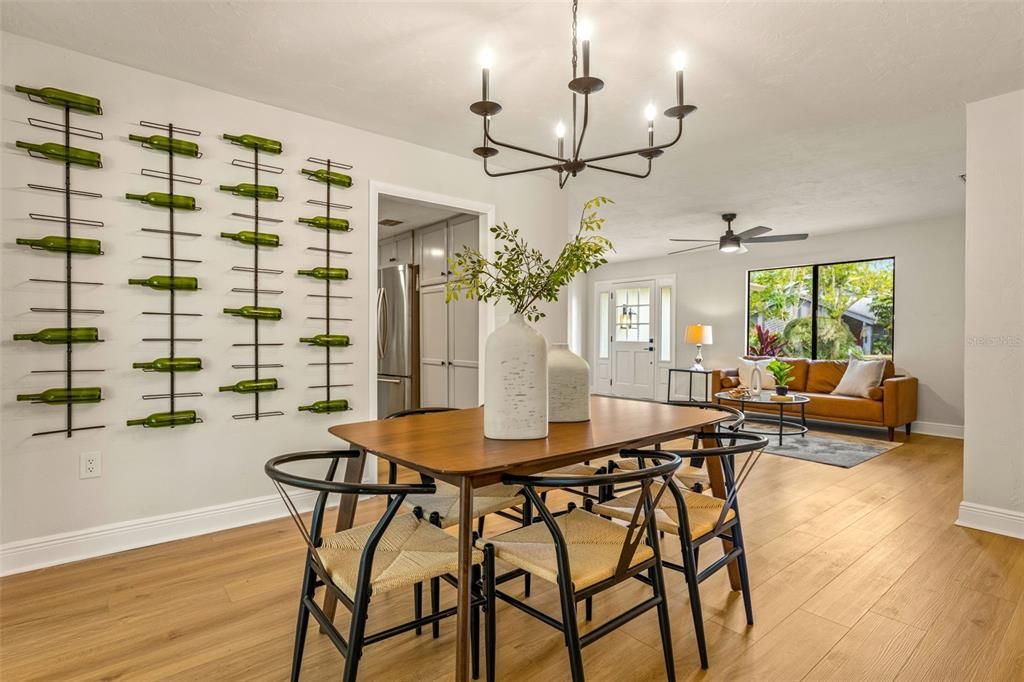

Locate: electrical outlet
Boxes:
[80,451,101,479]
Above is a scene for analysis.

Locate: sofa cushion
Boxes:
[833,358,887,398]
[806,360,849,393]
[867,386,884,401]
[777,358,809,391]
[721,376,740,388]
[804,392,883,423]
[737,358,776,389]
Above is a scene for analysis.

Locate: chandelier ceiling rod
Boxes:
[470,0,697,186]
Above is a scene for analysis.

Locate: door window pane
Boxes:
[660,287,671,362]
[615,286,651,342]
[598,292,609,359]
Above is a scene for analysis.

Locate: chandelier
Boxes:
[470,0,696,187]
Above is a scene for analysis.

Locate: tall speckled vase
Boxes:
[548,343,590,422]
[484,314,548,439]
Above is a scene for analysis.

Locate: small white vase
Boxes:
[484,313,548,439]
[548,343,590,422]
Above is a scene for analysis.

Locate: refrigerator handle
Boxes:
[379,287,390,360]
[376,287,386,360]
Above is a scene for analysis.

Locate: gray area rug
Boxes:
[764,433,902,468]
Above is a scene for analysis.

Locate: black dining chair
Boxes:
[593,431,768,669]
[478,450,684,682]
[265,449,486,681]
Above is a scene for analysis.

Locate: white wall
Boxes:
[584,216,966,432]
[959,89,1024,539]
[0,34,569,567]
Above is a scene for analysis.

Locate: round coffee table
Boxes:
[714,391,810,446]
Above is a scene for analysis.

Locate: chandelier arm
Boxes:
[483,155,566,178]
[588,160,653,179]
[573,94,591,162]
[484,123,567,163]
[581,118,683,165]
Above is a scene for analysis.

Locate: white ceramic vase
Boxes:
[548,343,590,422]
[484,313,548,439]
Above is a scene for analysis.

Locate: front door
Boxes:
[610,282,657,399]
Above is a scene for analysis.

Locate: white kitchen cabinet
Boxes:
[379,232,414,268]
[416,222,449,286]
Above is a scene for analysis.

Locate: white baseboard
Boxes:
[957,501,1024,540]
[912,421,964,439]
[0,489,319,577]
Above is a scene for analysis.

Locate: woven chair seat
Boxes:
[476,508,654,590]
[611,456,710,489]
[535,462,602,491]
[593,486,734,540]
[403,480,523,529]
[317,513,482,597]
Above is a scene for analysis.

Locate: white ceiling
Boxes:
[3,1,1022,261]
[378,194,463,240]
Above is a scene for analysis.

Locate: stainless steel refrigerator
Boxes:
[377,264,420,418]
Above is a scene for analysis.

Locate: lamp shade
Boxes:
[684,324,713,345]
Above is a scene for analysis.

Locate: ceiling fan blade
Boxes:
[668,238,718,243]
[744,233,809,243]
[734,225,772,239]
[668,244,715,255]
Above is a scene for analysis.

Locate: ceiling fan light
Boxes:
[719,235,742,253]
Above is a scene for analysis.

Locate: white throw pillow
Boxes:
[832,358,886,398]
[736,358,776,390]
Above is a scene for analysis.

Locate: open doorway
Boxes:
[370,184,494,418]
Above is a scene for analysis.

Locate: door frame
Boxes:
[368,181,495,419]
[589,274,677,398]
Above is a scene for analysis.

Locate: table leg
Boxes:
[779,405,784,447]
[320,447,367,630]
[701,429,742,591]
[801,403,807,437]
[455,477,475,682]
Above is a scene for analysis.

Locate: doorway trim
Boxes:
[368,181,496,418]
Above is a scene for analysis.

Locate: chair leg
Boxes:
[483,546,498,682]
[585,596,593,622]
[651,562,677,682]
[290,559,317,682]
[430,576,441,638]
[477,515,485,538]
[556,573,585,682]
[732,523,755,626]
[471,563,481,680]
[413,581,423,635]
[342,585,371,682]
[522,498,533,598]
[682,539,709,670]
[905,422,912,437]
[887,426,895,441]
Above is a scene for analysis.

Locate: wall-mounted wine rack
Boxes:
[126,121,204,429]
[13,85,106,438]
[222,134,286,421]
[298,157,355,415]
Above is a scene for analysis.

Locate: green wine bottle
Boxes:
[15,141,102,168]
[298,216,351,232]
[132,357,203,372]
[125,192,197,210]
[300,334,350,347]
[298,399,349,414]
[17,387,102,404]
[126,410,198,428]
[301,168,353,187]
[128,275,199,291]
[218,183,280,200]
[128,133,200,158]
[15,85,103,114]
[297,267,348,280]
[223,306,282,321]
[222,133,282,154]
[220,231,280,247]
[13,327,101,344]
[218,378,278,393]
[16,236,102,255]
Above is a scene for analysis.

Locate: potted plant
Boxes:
[447,197,613,439]
[765,359,794,396]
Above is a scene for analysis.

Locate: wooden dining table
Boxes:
[328,395,735,682]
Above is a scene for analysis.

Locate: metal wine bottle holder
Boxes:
[225,139,286,420]
[18,89,106,437]
[131,120,204,426]
[302,156,355,410]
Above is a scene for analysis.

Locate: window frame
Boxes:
[745,256,896,360]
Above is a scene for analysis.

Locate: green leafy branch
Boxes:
[446,197,614,322]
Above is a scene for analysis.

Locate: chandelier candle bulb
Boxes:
[673,51,687,106]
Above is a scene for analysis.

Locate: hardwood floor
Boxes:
[2,433,1022,681]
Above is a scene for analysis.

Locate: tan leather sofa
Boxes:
[711,358,918,440]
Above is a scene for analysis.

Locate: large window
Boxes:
[747,257,894,360]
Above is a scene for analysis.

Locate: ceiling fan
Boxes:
[668,213,808,255]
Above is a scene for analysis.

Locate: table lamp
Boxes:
[684,324,713,370]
